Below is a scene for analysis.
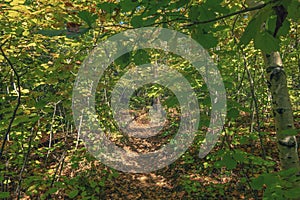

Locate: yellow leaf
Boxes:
[22,89,30,94]
[34,82,46,87]
[22,30,29,36]
[27,43,37,47]
[41,63,49,69]
[10,0,25,6]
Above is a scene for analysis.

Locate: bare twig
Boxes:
[241,49,267,160]
[47,151,66,199]
[46,100,61,160]
[183,1,277,27]
[76,115,83,150]
[0,39,22,159]
[50,151,66,188]
[113,0,277,29]
[16,123,39,198]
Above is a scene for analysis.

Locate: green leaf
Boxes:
[240,4,273,47]
[227,108,239,119]
[287,0,300,20]
[111,171,119,178]
[133,49,150,65]
[189,5,201,21]
[251,173,280,191]
[280,129,299,136]
[232,150,247,162]
[285,188,300,199]
[78,11,98,27]
[66,28,90,38]
[99,177,106,187]
[192,28,218,49]
[222,153,237,170]
[24,0,33,5]
[37,29,65,37]
[54,181,65,188]
[204,0,222,8]
[251,175,264,190]
[68,190,79,198]
[97,2,118,13]
[201,33,218,49]
[142,5,159,16]
[47,187,58,194]
[35,100,47,109]
[169,0,187,10]
[239,18,258,46]
[114,52,131,67]
[150,0,169,8]
[254,31,280,53]
[278,167,299,177]
[12,115,40,126]
[142,16,159,26]
[131,15,143,28]
[262,173,280,187]
[203,7,217,21]
[204,0,230,14]
[165,96,179,107]
[248,154,275,167]
[277,20,290,37]
[119,0,139,12]
[0,192,9,198]
[266,16,276,34]
[89,180,97,188]
[267,16,290,37]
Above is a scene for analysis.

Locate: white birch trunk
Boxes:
[264,52,300,170]
[245,0,300,171]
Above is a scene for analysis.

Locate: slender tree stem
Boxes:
[0,39,22,159]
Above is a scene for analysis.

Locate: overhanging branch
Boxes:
[184,0,277,27]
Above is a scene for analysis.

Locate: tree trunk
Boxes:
[264,51,300,170]
[245,0,300,171]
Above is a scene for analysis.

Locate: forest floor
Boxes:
[18,113,300,199]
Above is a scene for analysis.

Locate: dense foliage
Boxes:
[0,0,299,199]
